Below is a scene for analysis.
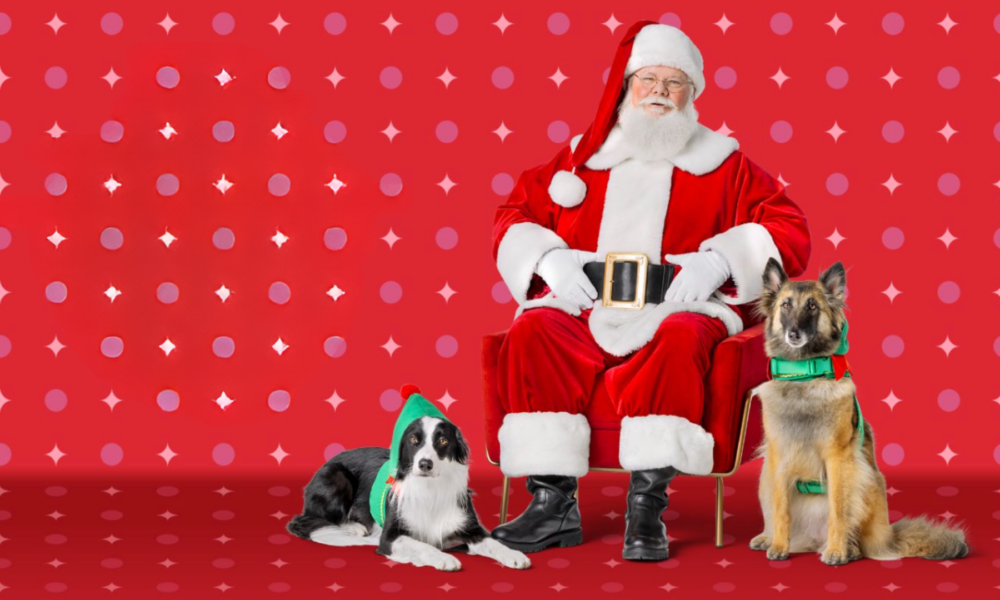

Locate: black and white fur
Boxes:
[287,416,531,571]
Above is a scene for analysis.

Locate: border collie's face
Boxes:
[396,417,469,480]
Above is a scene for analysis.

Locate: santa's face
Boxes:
[630,66,693,116]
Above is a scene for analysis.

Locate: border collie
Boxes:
[287,416,531,571]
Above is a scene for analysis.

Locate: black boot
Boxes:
[491,475,583,552]
[622,467,677,561]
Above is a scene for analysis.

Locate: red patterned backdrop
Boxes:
[0,2,998,598]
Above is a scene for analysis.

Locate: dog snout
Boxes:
[418,458,434,473]
[787,329,802,342]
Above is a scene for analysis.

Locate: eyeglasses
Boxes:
[632,73,692,93]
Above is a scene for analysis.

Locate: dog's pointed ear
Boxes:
[755,257,787,320]
[819,262,846,303]
[453,426,470,465]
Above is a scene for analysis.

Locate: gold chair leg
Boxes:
[499,475,510,525]
[715,477,724,548]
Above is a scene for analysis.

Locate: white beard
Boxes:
[617,94,699,162]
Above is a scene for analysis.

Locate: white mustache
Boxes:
[641,96,676,108]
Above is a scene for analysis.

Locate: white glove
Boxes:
[535,248,600,309]
[662,250,731,303]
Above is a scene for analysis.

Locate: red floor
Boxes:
[0,464,995,599]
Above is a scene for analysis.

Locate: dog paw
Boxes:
[342,522,368,537]
[821,549,849,566]
[500,550,531,570]
[434,554,462,572]
[847,543,863,562]
[750,534,771,551]
[766,546,789,561]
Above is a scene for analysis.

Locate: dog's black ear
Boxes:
[453,426,470,465]
[819,262,846,303]
[755,257,787,320]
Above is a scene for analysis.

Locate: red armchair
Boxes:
[481,323,767,548]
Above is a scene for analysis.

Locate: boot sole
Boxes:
[622,546,670,562]
[493,529,583,553]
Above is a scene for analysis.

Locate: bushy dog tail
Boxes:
[286,463,355,541]
[891,515,969,560]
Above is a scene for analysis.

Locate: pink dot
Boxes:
[826,173,849,196]
[0,444,10,466]
[269,486,291,497]
[436,13,458,35]
[938,67,960,90]
[212,443,235,466]
[492,173,514,196]
[269,583,290,593]
[101,336,124,358]
[213,121,234,142]
[937,281,960,304]
[602,486,624,497]
[45,389,68,412]
[101,120,124,143]
[994,444,1000,465]
[213,228,235,250]
[492,282,513,303]
[380,583,402,593]
[825,583,848,593]
[45,67,67,89]
[659,559,681,569]
[713,583,736,593]
[436,227,458,250]
[212,13,235,35]
[269,534,291,545]
[101,558,123,569]
[380,281,402,304]
[46,173,67,196]
[938,173,960,196]
[994,122,1000,143]
[492,67,514,90]
[324,558,347,569]
[0,226,9,249]
[937,583,959,593]
[995,14,1000,34]
[881,559,903,569]
[548,558,570,569]
[101,443,124,466]
[269,282,291,304]
[436,335,458,358]
[156,67,180,89]
[268,174,291,196]
[547,13,570,35]
[45,486,67,497]
[213,336,235,358]
[937,486,959,497]
[826,66,849,90]
[157,174,179,196]
[0,120,10,143]
[213,510,235,521]
[770,13,793,35]
[882,13,904,35]
[45,282,68,303]
[994,229,1000,250]
[659,13,681,28]
[324,444,345,461]
[881,121,904,143]
[995,336,1000,357]
[436,121,458,143]
[714,67,737,89]
[157,486,179,497]
[324,13,347,35]
[882,334,904,357]
[548,121,570,143]
[493,583,514,593]
[268,67,291,90]
[937,389,960,412]
[380,173,403,197]
[602,583,624,593]
[380,389,402,412]
[0,14,10,36]
[324,336,347,358]
[882,227,904,250]
[324,121,346,143]
[324,227,347,251]
[157,582,179,593]
[268,390,291,412]
[101,12,123,35]
[157,390,179,412]
[0,335,10,358]
[380,67,402,90]
[45,534,68,545]
[882,443,904,466]
[213,558,235,569]
[101,510,123,521]
[770,121,792,143]
[101,227,124,250]
[45,583,67,593]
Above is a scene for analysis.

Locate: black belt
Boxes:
[582,253,675,309]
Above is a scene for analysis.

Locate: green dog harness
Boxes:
[767,319,866,495]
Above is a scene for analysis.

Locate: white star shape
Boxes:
[48,510,65,520]
[0,390,10,413]
[884,583,901,592]
[937,14,958,34]
[0,174,8,195]
[773,583,790,592]
[269,444,290,465]
[159,230,177,247]
[886,486,900,496]
[159,123,178,139]
[937,336,957,357]
[493,121,513,142]
[326,285,346,301]
[158,14,178,34]
[437,391,458,411]
[381,13,401,34]
[826,121,847,142]
[937,122,958,142]
[104,176,122,195]
[46,444,67,465]
[881,390,903,411]
[271,511,288,520]
[214,392,235,410]
[882,68,902,89]
[939,511,957,521]
[826,228,846,249]
[825,13,846,34]
[327,584,344,593]
[0,67,9,91]
[216,583,232,592]
[439,583,456,592]
[770,67,790,89]
[104,583,121,593]
[938,228,958,248]
[269,14,290,34]
[882,174,902,195]
[105,286,122,302]
[715,121,734,137]
[271,558,289,568]
[215,487,233,496]
[492,14,513,34]
[325,175,346,195]
[937,444,957,465]
[714,13,735,34]
[272,338,289,355]
[215,285,232,302]
[102,68,123,88]
[549,67,569,88]
[882,282,902,303]
[48,559,65,569]
[381,336,401,357]
[101,391,124,411]
[104,486,121,496]
[46,336,67,356]
[103,534,121,544]
[380,121,402,142]
[437,282,457,302]
[436,174,457,195]
[47,122,66,138]
[271,230,289,248]
[660,583,678,592]
[47,13,67,34]
[159,559,177,568]
[437,68,457,88]
[716,558,734,568]
[604,559,621,568]
[381,228,401,249]
[551,583,568,592]
[215,534,233,543]
[601,14,622,34]
[159,511,177,520]
[214,69,235,86]
[325,68,346,88]
[158,444,178,465]
[47,229,68,248]
[0,282,8,305]
[214,175,233,194]
[325,390,348,411]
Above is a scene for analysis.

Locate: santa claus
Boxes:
[489,21,812,560]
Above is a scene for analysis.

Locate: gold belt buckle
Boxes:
[602,252,649,309]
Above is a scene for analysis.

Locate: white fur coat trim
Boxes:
[619,414,715,474]
[584,123,738,175]
[498,412,591,477]
[698,222,782,305]
[496,222,568,304]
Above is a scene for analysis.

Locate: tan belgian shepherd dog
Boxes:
[750,258,969,564]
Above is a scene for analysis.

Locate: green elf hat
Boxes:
[369,384,450,526]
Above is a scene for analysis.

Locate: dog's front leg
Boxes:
[821,449,855,566]
[469,537,531,569]
[765,450,791,560]
[387,536,462,571]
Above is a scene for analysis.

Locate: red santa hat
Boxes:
[549,21,706,208]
